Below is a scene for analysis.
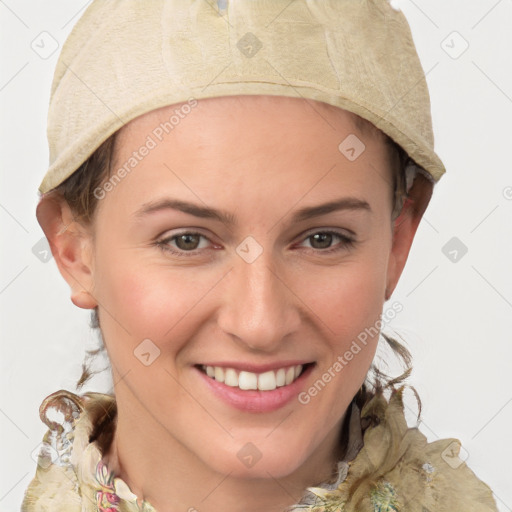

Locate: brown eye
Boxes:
[156,231,212,256]
[174,233,201,251]
[309,232,334,250]
[298,230,355,253]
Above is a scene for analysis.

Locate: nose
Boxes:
[216,250,302,353]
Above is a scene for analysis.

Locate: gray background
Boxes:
[1,0,511,510]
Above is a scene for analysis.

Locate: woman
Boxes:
[21,1,497,511]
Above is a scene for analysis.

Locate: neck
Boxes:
[102,390,347,512]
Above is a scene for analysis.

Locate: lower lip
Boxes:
[195,364,315,413]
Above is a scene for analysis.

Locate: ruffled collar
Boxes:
[80,394,363,511]
[23,386,498,512]
[25,388,364,511]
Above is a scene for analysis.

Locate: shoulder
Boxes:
[21,389,116,512]
[309,387,498,512]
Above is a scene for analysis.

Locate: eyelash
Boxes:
[155,229,355,258]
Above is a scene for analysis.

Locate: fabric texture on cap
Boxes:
[39,0,446,194]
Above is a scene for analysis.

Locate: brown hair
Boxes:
[52,116,426,421]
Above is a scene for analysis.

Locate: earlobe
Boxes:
[71,290,97,309]
[36,192,98,310]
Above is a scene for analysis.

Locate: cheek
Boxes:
[92,245,218,355]
[97,263,172,327]
[298,255,389,423]
[302,251,389,340]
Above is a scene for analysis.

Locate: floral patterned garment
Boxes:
[21,386,498,512]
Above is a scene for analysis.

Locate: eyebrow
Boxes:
[133,197,371,226]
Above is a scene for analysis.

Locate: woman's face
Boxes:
[63,96,409,479]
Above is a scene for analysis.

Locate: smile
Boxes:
[199,364,306,391]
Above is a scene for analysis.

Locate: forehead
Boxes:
[115,95,381,147]
[114,96,390,173]
[104,95,393,218]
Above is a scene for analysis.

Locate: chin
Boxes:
[198,439,310,480]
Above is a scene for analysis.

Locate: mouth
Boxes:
[194,362,316,413]
[195,362,314,391]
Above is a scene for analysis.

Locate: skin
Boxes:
[37,95,431,512]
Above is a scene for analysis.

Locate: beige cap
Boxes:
[39,0,446,194]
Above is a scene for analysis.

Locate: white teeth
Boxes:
[224,368,238,387]
[258,371,276,391]
[203,364,305,391]
[214,366,225,383]
[239,371,258,390]
[276,368,286,387]
[285,367,295,385]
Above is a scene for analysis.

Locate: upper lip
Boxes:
[196,361,314,373]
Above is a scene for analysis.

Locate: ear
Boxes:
[36,192,98,309]
[385,174,434,300]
